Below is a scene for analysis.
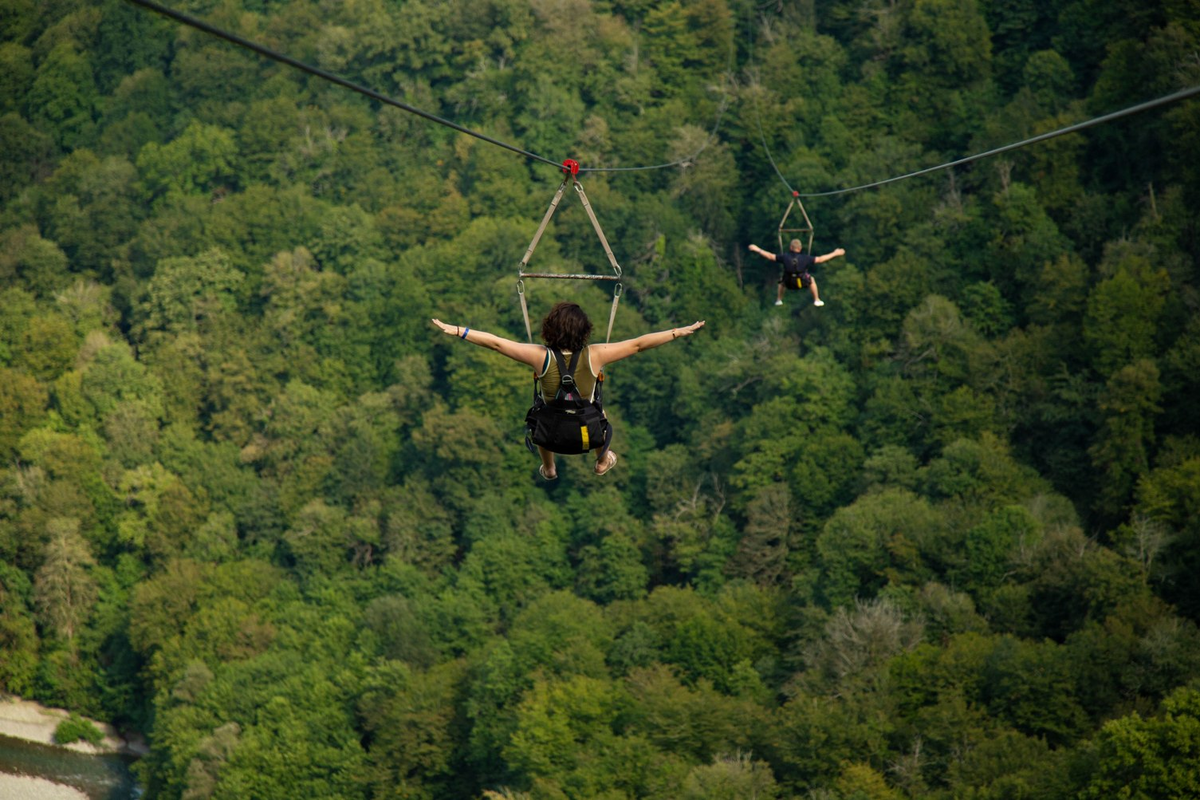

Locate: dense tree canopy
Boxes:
[3,0,1200,797]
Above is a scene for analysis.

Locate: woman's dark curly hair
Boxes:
[540,302,593,351]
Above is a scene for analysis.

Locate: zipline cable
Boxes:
[125,0,560,169]
[741,0,1200,197]
[748,79,797,195]
[125,0,732,175]
[761,81,1200,198]
[581,82,732,173]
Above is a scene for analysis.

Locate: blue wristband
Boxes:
[461,327,470,339]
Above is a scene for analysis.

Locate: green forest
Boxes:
[2,0,1200,797]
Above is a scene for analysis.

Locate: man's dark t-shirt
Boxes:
[777,251,816,289]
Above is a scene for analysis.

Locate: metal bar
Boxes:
[519,272,623,281]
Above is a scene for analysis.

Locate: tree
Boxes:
[816,489,944,607]
[727,486,791,587]
[0,563,39,695]
[79,333,165,423]
[0,42,34,114]
[680,752,779,800]
[138,248,244,337]
[115,463,207,562]
[0,367,48,460]
[503,673,635,797]
[944,727,1071,799]
[33,517,98,643]
[360,660,466,800]
[957,505,1042,598]
[137,121,239,204]
[26,41,98,148]
[803,597,924,694]
[1089,359,1162,520]
[575,531,649,603]
[282,499,364,580]
[896,0,994,151]
[1083,247,1170,377]
[0,225,71,299]
[623,662,768,766]
[982,636,1089,745]
[1080,686,1200,800]
[38,149,143,277]
[0,112,55,203]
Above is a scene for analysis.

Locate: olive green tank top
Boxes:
[538,346,598,401]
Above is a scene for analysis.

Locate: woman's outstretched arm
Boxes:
[430,319,546,370]
[591,320,705,369]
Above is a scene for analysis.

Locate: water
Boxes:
[0,734,138,800]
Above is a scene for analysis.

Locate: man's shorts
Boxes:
[781,271,812,290]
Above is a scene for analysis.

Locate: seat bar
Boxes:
[519,272,622,281]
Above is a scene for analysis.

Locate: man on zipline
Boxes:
[748,239,845,307]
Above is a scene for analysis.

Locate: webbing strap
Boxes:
[573,181,624,342]
[517,281,533,343]
[518,180,570,342]
[573,182,623,280]
[516,177,624,343]
[605,283,622,343]
[519,180,570,272]
[777,193,814,256]
[548,347,582,397]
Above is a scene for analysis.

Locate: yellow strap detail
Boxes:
[580,424,589,451]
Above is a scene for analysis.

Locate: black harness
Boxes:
[524,348,612,457]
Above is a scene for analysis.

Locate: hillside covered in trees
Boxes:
[2,0,1200,797]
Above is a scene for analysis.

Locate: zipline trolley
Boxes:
[517,159,624,344]
[776,190,814,255]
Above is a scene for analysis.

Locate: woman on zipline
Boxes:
[432,303,704,480]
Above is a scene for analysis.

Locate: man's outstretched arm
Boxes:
[814,247,846,264]
[747,244,778,262]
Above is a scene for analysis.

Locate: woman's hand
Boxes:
[675,320,705,338]
[431,318,461,337]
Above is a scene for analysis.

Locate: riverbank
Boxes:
[0,698,130,755]
[0,698,141,799]
[0,771,88,800]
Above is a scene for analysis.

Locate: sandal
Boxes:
[594,451,618,476]
[538,465,558,481]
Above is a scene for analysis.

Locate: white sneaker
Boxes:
[814,300,825,307]
[774,299,783,306]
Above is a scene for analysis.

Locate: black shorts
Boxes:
[780,271,812,290]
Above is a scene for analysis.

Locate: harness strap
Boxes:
[546,348,583,399]
[573,181,624,343]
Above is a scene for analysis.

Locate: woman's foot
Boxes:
[594,451,618,476]
[539,465,557,481]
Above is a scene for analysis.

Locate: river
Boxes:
[0,733,138,800]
